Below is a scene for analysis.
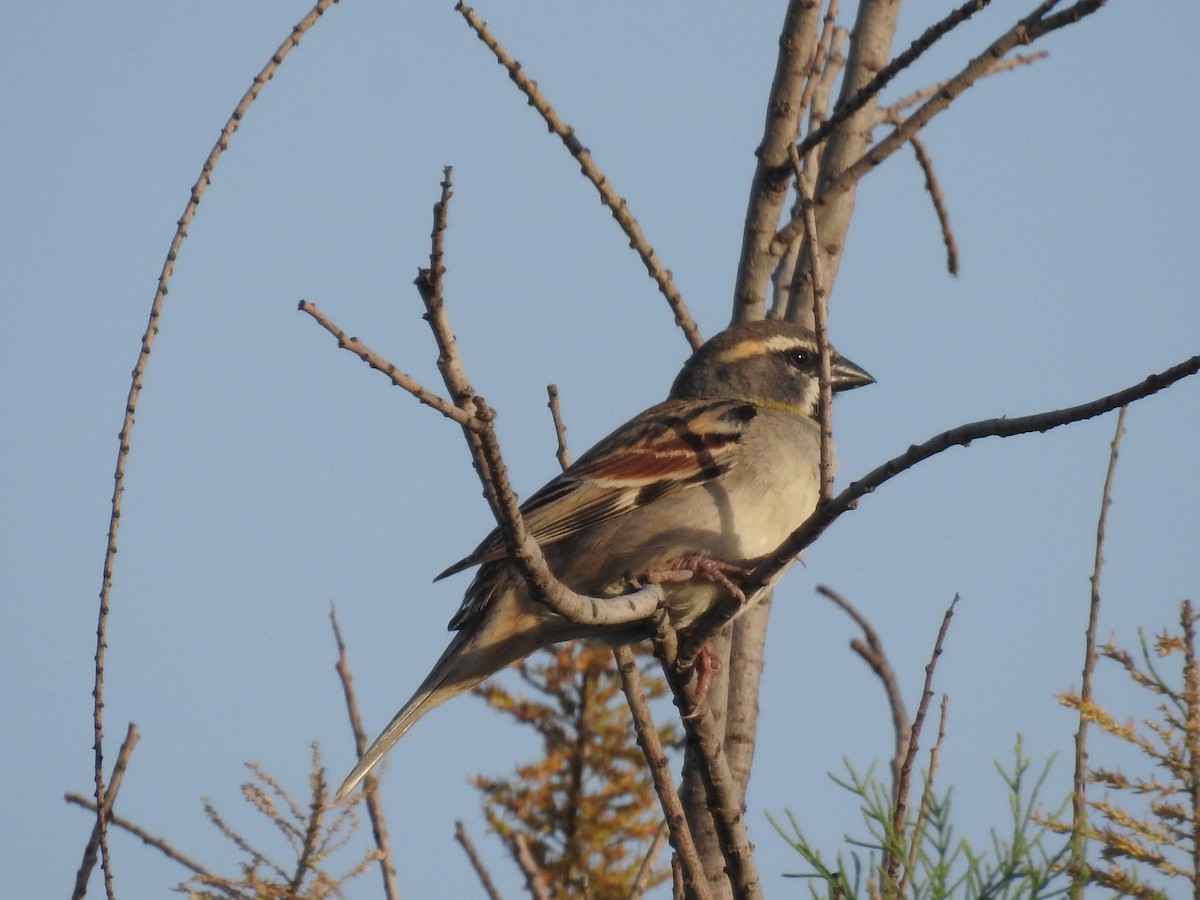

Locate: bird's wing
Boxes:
[434,398,758,580]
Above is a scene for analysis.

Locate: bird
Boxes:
[336,319,873,799]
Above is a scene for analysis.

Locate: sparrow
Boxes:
[337,319,873,799]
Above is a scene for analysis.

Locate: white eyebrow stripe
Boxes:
[715,333,809,363]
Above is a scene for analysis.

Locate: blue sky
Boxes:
[3,2,1199,897]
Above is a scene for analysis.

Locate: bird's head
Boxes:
[669,319,874,417]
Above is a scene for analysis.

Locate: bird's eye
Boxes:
[785,349,813,369]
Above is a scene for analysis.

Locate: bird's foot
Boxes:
[639,556,752,603]
[682,643,721,719]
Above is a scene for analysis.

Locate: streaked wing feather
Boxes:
[434,399,756,579]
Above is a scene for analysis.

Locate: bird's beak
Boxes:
[830,354,875,392]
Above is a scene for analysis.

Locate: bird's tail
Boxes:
[335,609,555,800]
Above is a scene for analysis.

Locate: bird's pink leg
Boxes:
[639,556,751,603]
[639,556,752,717]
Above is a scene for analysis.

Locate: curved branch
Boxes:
[681,352,1200,662]
[91,3,341,895]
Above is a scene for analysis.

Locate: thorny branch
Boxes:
[91,3,342,894]
[456,2,701,349]
[887,595,959,891]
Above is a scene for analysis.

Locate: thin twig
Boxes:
[732,0,825,322]
[65,794,223,889]
[783,0,1109,249]
[880,51,1047,119]
[908,134,959,276]
[817,587,910,793]
[512,833,552,900]
[331,608,400,900]
[456,2,700,349]
[72,723,139,900]
[628,821,670,900]
[455,820,505,900]
[546,384,572,470]
[298,300,479,431]
[413,176,666,632]
[614,646,711,900]
[92,5,342,894]
[901,694,949,897]
[886,595,960,890]
[1071,406,1127,894]
[794,0,993,160]
[788,148,834,499]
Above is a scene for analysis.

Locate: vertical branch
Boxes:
[787,0,902,324]
[885,595,959,892]
[91,4,342,895]
[546,384,571,470]
[788,148,834,499]
[656,627,764,900]
[330,608,400,900]
[731,0,824,323]
[615,646,712,900]
[629,821,671,900]
[1182,598,1199,887]
[901,695,949,897]
[72,723,139,900]
[1070,406,1126,894]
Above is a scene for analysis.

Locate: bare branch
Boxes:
[614,646,711,900]
[795,0,1109,238]
[794,0,993,161]
[880,51,1047,120]
[65,794,227,893]
[902,694,950,897]
[732,0,825,323]
[331,608,400,900]
[72,723,139,900]
[298,300,478,430]
[473,398,666,627]
[786,0,902,323]
[788,149,834,500]
[744,353,1199,611]
[684,352,1200,660]
[907,134,959,276]
[92,5,342,894]
[655,627,764,900]
[456,2,701,349]
[1071,406,1127,893]
[817,587,909,793]
[455,820,505,900]
[546,384,572,470]
[887,594,959,890]
[629,821,671,900]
